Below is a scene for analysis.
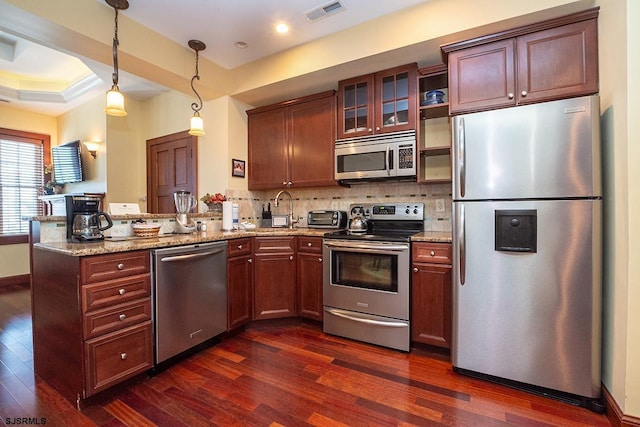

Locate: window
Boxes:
[0,128,51,245]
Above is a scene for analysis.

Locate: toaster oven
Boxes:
[307,210,347,229]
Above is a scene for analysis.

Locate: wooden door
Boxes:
[247,107,288,190]
[448,38,516,115]
[288,93,337,188]
[146,130,197,213]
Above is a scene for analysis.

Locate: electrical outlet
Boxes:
[436,199,445,213]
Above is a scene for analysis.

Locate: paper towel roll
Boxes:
[222,201,233,231]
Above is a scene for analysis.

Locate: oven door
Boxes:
[323,239,410,321]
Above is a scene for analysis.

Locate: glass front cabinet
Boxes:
[337,63,417,139]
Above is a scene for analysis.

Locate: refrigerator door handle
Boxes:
[459,204,466,285]
[457,117,466,198]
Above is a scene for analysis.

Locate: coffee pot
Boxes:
[65,195,113,242]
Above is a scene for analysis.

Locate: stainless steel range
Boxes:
[323,202,424,351]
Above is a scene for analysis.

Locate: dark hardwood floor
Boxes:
[0,284,611,426]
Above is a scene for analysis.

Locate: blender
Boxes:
[174,190,197,233]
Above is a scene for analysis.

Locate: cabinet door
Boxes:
[297,251,323,321]
[411,263,452,349]
[516,19,598,104]
[253,253,296,320]
[448,39,516,115]
[337,74,374,138]
[374,64,417,133]
[288,94,337,188]
[248,107,288,190]
[227,254,253,330]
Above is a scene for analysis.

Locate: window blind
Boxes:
[0,138,44,235]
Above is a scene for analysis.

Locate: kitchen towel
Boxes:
[222,201,233,231]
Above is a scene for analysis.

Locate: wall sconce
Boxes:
[83,141,101,158]
[188,39,206,136]
[104,0,129,117]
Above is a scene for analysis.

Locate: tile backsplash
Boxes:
[226,181,452,232]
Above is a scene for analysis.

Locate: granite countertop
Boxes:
[33,228,452,256]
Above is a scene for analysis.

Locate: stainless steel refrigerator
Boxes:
[451,95,603,410]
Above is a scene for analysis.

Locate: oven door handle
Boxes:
[323,241,408,252]
[324,308,408,328]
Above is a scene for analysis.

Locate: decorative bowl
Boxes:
[131,222,161,237]
[421,90,445,106]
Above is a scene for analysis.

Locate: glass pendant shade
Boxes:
[105,86,127,116]
[189,113,205,136]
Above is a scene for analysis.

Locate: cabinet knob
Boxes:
[282,181,287,185]
[318,258,322,262]
[521,90,528,97]
[413,267,419,273]
[120,353,127,360]
[289,256,294,261]
[307,242,312,247]
[117,263,124,270]
[238,244,243,250]
[368,128,373,132]
[248,258,252,264]
[430,251,435,257]
[508,93,514,99]
[119,314,126,321]
[118,288,125,295]
[287,181,292,186]
[375,127,380,131]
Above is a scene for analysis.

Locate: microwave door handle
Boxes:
[386,144,391,176]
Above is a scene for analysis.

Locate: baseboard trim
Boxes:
[603,384,640,427]
[0,274,30,290]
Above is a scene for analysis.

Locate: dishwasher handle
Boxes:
[160,249,224,263]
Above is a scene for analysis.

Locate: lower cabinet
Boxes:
[411,242,453,349]
[227,238,253,330]
[296,237,324,321]
[31,249,153,408]
[253,236,297,320]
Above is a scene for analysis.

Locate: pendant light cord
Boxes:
[190,49,202,114]
[112,7,120,87]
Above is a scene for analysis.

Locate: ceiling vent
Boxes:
[305,1,346,22]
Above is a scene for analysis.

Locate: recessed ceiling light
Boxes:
[275,23,289,34]
[235,41,248,49]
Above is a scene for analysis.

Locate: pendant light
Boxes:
[188,39,206,136]
[104,0,129,117]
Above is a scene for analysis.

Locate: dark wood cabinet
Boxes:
[443,9,599,115]
[253,237,297,320]
[411,242,452,349]
[247,91,336,190]
[296,237,323,321]
[31,249,152,408]
[227,238,253,331]
[337,63,417,138]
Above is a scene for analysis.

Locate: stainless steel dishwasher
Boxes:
[152,241,227,364]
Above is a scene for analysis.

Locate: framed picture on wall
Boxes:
[232,159,245,178]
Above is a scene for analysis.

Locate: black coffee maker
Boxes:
[65,195,113,242]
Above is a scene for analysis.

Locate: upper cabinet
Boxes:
[442,8,599,115]
[247,91,337,190]
[337,63,417,138]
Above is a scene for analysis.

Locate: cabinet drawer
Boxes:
[254,236,295,253]
[81,274,151,313]
[228,238,252,257]
[81,251,150,284]
[84,321,152,397]
[297,236,323,254]
[83,299,151,339]
[412,242,452,264]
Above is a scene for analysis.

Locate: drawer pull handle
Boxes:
[430,251,435,256]
[119,314,126,321]
[117,263,125,270]
[120,353,127,360]
[118,288,126,295]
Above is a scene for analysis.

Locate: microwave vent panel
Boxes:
[305,1,346,22]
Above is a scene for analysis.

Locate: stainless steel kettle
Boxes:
[348,206,368,233]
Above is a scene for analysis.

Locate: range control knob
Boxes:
[413,208,419,214]
[405,208,410,214]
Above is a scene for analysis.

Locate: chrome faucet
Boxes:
[274,190,297,228]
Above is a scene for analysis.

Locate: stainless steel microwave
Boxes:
[334,130,416,183]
